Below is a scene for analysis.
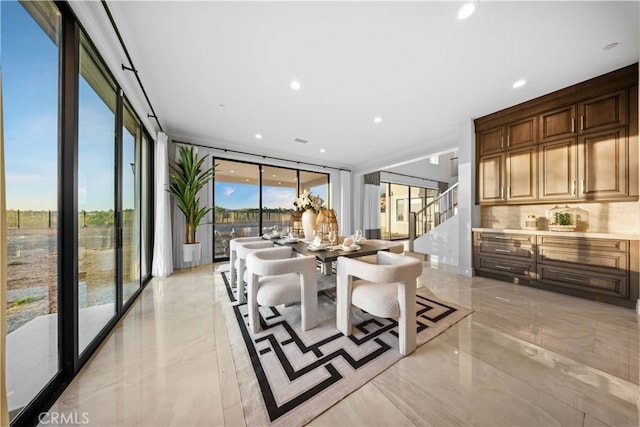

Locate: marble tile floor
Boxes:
[45,262,640,426]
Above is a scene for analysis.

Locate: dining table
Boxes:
[266,236,388,275]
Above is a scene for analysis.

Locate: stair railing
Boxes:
[409,183,458,251]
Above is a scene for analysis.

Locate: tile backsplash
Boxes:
[481,201,639,234]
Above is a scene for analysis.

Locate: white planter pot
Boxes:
[301,211,318,242]
[183,242,202,265]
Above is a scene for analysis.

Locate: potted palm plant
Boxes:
[168,145,215,264]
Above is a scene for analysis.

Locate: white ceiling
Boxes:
[95,1,639,171]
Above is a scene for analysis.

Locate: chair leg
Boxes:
[230,250,237,288]
[336,271,353,336]
[397,284,416,356]
[248,274,261,334]
[300,272,318,331]
[237,258,246,304]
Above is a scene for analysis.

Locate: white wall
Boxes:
[414,215,459,266]
[456,119,479,276]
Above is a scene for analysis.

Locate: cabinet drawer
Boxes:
[537,265,628,298]
[477,256,535,278]
[479,242,534,260]
[538,247,628,271]
[477,233,534,245]
[537,236,628,252]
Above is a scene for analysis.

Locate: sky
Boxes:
[2,1,137,211]
[2,1,60,210]
[215,182,297,210]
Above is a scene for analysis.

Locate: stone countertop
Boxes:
[472,227,640,241]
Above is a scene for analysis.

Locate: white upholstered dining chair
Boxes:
[336,251,423,356]
[246,246,318,334]
[229,236,264,292]
[234,240,276,304]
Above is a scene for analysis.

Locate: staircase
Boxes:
[408,183,458,258]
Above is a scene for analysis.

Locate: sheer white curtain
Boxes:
[362,172,381,239]
[171,143,188,269]
[339,170,352,235]
[151,132,173,277]
[0,67,9,426]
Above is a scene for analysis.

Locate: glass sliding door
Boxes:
[121,101,141,305]
[380,183,389,239]
[2,0,61,420]
[261,166,296,233]
[213,160,260,258]
[77,32,117,354]
[140,133,151,282]
[299,170,329,203]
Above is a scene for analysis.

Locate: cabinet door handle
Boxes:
[580,115,584,131]
[494,236,512,240]
[571,118,575,133]
[580,179,585,194]
[494,248,512,253]
[494,265,512,270]
[507,133,510,147]
[564,276,588,284]
[501,135,504,148]
[571,180,576,195]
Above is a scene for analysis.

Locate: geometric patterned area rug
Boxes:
[220,271,472,426]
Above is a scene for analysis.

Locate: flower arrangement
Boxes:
[294,190,325,213]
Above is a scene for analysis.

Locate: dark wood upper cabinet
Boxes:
[507,116,537,149]
[478,153,505,203]
[539,138,577,201]
[478,126,504,155]
[506,147,538,202]
[578,127,628,200]
[539,105,576,143]
[475,63,638,205]
[578,90,626,134]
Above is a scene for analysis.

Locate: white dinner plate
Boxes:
[340,245,361,252]
[306,245,327,251]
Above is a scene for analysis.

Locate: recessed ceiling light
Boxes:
[245,178,249,182]
[230,170,235,173]
[512,79,526,89]
[278,181,282,184]
[457,3,476,20]
[374,116,382,124]
[272,174,276,177]
[290,80,301,90]
[255,133,262,139]
[603,42,619,51]
[320,148,326,153]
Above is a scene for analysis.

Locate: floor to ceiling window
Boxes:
[121,100,142,305]
[261,166,297,233]
[2,0,61,421]
[77,32,118,354]
[213,160,329,260]
[213,160,260,258]
[2,1,154,424]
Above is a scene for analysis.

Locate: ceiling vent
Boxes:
[293,138,309,144]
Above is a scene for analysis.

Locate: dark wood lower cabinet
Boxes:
[473,231,639,308]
